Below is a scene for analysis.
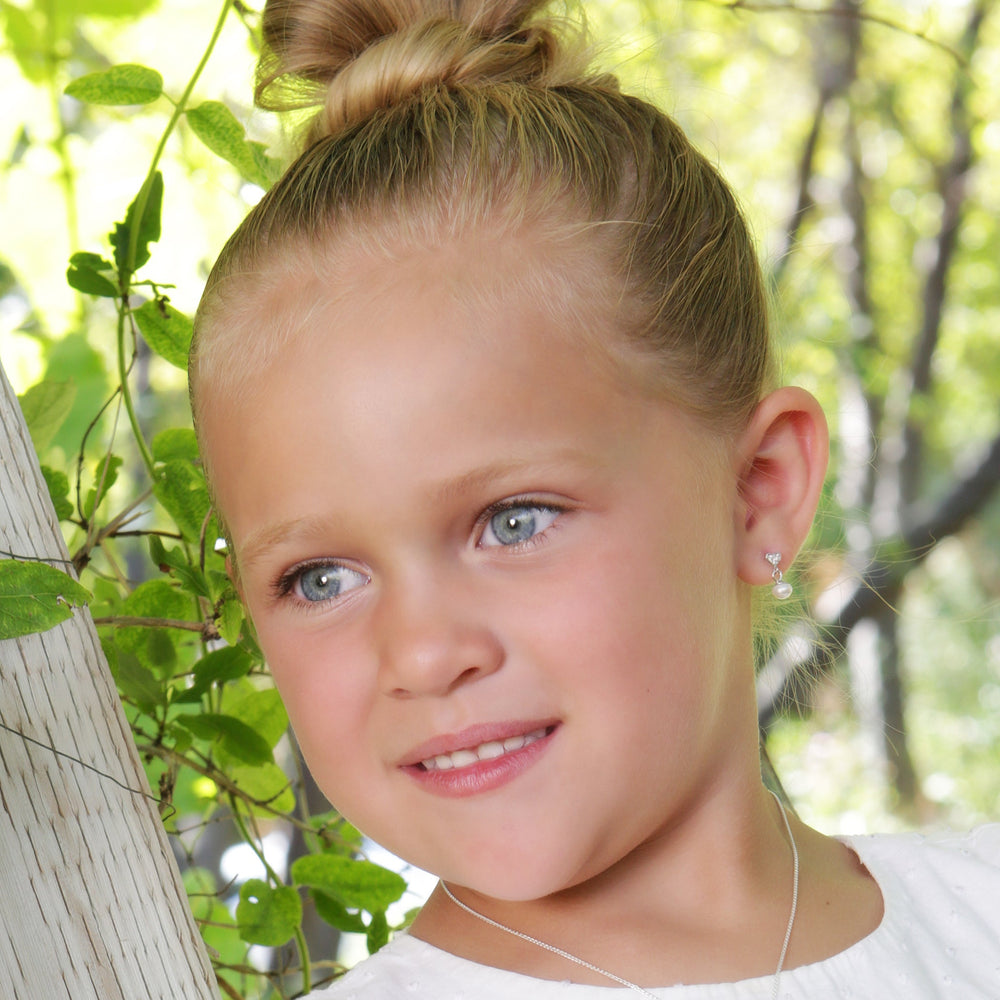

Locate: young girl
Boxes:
[189,0,1000,995]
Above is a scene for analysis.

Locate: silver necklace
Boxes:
[441,790,799,1000]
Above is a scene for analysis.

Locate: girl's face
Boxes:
[202,240,760,901]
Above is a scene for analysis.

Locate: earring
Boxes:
[765,552,793,600]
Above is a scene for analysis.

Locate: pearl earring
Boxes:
[765,552,793,599]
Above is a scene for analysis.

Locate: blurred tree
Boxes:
[611,0,1000,826]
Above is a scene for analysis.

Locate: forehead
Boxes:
[199,239,690,544]
[195,212,648,407]
[223,240,640,449]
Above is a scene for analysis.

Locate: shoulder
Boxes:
[304,932,604,999]
[844,822,1000,919]
[307,934,565,1000]
[844,821,1000,887]
[832,823,1000,991]
[308,936,437,999]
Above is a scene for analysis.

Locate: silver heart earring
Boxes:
[765,552,793,599]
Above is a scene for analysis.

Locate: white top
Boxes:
[314,824,1000,999]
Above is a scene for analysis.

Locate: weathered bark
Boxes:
[0,362,217,999]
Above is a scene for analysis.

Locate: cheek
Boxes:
[255,620,372,760]
[508,536,687,681]
[538,516,730,705]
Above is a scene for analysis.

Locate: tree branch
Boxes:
[690,0,964,62]
[773,0,861,285]
[93,615,221,642]
[898,0,986,509]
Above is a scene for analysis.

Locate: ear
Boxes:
[733,386,829,587]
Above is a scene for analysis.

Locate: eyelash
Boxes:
[270,497,567,607]
[476,498,566,550]
[271,559,367,606]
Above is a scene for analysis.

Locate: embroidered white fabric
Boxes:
[311,824,1000,999]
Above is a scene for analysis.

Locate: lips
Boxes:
[399,721,558,797]
[419,727,550,771]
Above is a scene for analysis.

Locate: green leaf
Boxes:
[74,0,159,16]
[174,712,273,765]
[1,4,48,83]
[314,815,364,854]
[83,453,123,520]
[168,724,193,756]
[66,252,118,297]
[152,427,199,463]
[366,909,390,953]
[149,535,180,572]
[111,171,163,277]
[173,563,212,600]
[221,687,288,750]
[40,332,112,457]
[312,891,368,934]
[153,458,211,542]
[291,855,407,912]
[216,597,244,647]
[236,880,302,947]
[64,63,163,106]
[18,379,77,453]
[186,101,278,189]
[112,579,193,655]
[133,299,193,371]
[206,569,233,604]
[144,627,177,671]
[146,536,210,599]
[40,466,73,521]
[110,649,166,713]
[90,577,124,622]
[189,646,253,697]
[0,560,90,640]
[229,762,295,813]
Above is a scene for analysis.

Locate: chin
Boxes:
[430,844,600,902]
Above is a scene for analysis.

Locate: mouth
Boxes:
[417,726,553,772]
[399,721,559,796]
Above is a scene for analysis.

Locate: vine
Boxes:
[0,2,411,996]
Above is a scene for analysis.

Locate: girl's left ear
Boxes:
[733,386,829,586]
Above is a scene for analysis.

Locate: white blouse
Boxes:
[314,824,1000,999]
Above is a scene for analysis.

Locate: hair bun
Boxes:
[258,0,577,142]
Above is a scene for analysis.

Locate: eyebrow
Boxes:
[238,513,334,571]
[430,458,559,505]
[431,445,608,506]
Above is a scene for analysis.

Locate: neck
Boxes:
[412,779,801,988]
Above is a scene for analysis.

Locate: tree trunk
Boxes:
[875,606,920,815]
[0,362,217,999]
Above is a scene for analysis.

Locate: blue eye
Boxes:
[481,504,560,547]
[291,563,368,603]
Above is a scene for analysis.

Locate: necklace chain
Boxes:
[441,790,799,1000]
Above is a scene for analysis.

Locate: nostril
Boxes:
[449,666,482,691]
[376,612,505,697]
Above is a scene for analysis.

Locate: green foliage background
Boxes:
[1,0,998,996]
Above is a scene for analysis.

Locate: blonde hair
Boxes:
[191,0,775,434]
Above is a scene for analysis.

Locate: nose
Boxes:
[374,575,504,698]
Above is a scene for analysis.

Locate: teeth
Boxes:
[420,727,548,771]
[449,749,478,768]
